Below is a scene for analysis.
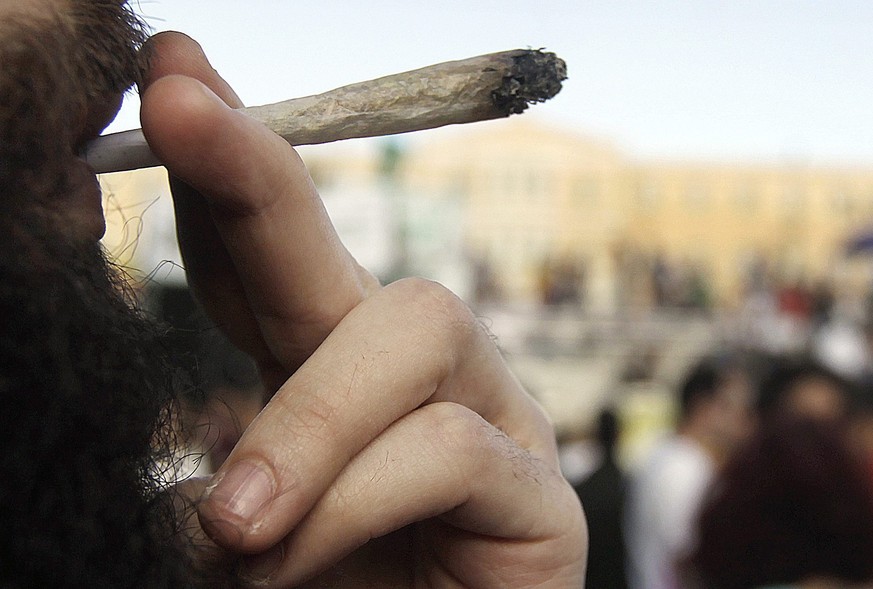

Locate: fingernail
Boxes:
[241,543,285,584]
[204,460,274,525]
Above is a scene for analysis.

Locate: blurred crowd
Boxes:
[148,277,873,589]
[571,351,873,589]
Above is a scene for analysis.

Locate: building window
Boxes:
[684,181,710,213]
[831,188,855,217]
[781,186,806,218]
[449,169,470,198]
[634,179,659,211]
[525,169,555,201]
[573,176,601,207]
[734,183,759,215]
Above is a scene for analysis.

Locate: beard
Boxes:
[0,2,238,587]
[0,210,200,587]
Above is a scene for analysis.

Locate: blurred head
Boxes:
[757,356,851,424]
[678,356,755,461]
[847,388,873,484]
[594,407,621,459]
[688,417,873,589]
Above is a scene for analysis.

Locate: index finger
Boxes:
[139,33,379,374]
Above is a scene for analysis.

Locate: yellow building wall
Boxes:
[397,119,873,309]
[100,119,873,311]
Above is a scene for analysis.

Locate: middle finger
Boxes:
[197,278,556,553]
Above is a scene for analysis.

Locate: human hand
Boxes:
[140,32,586,588]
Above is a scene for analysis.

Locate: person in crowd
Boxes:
[0,2,586,587]
[847,386,873,488]
[686,417,873,589]
[574,408,629,589]
[756,356,852,424]
[625,355,754,589]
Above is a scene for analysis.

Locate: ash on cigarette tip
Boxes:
[492,49,568,115]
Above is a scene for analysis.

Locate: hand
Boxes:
[140,32,586,588]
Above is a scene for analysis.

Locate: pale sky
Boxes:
[111,0,873,164]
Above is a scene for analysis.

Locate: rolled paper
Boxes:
[86,49,567,174]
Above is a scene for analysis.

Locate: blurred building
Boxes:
[100,166,186,285]
[101,117,873,312]
[301,117,873,312]
[97,119,873,438]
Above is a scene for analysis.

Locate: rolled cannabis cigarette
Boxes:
[86,49,567,174]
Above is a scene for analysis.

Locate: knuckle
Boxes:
[416,404,552,489]
[419,402,488,452]
[276,387,345,445]
[416,402,492,462]
[387,277,481,351]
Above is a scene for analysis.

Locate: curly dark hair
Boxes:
[0,210,202,587]
[687,417,873,589]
